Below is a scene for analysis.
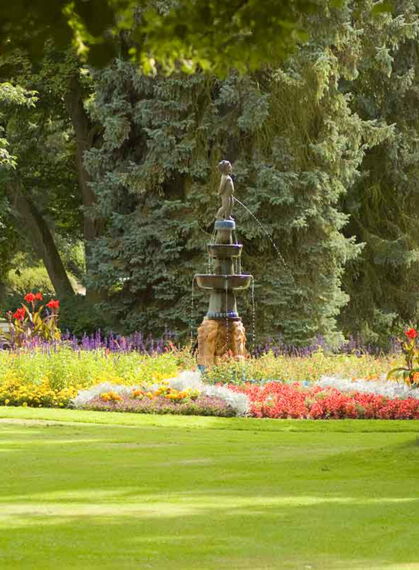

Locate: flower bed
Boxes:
[0,348,181,404]
[72,373,249,417]
[82,393,235,417]
[317,376,419,399]
[231,382,419,419]
[203,351,398,385]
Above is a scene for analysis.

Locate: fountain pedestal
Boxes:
[195,219,252,367]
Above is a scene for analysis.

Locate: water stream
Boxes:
[225,279,229,352]
[190,278,196,345]
[234,197,288,269]
[250,276,256,352]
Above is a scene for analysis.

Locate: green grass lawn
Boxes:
[0,408,418,569]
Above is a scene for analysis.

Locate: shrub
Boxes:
[1,265,55,313]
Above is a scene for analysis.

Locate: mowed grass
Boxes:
[0,408,418,570]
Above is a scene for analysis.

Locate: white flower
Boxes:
[71,382,133,407]
[72,370,250,416]
[316,376,419,399]
[166,370,249,416]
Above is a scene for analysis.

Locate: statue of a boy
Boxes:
[216,160,234,220]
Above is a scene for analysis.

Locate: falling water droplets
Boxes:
[190,277,196,345]
[225,278,229,352]
[251,277,256,352]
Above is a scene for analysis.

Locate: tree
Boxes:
[0,50,80,299]
[0,81,38,286]
[83,2,393,343]
[339,0,419,345]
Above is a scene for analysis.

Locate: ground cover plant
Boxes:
[0,410,418,569]
[84,391,235,417]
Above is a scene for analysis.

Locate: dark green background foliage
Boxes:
[1,1,418,345]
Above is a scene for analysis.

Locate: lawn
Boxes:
[0,409,418,569]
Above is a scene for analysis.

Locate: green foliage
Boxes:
[203,350,398,384]
[1,1,418,346]
[0,0,320,72]
[0,49,84,306]
[0,81,37,168]
[339,0,419,340]
[0,348,181,391]
[4,264,55,298]
[0,261,81,318]
[0,50,82,237]
[58,295,108,336]
[84,3,396,343]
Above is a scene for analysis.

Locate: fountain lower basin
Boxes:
[195,274,252,291]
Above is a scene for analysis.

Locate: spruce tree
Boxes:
[339,0,419,345]
[86,3,392,343]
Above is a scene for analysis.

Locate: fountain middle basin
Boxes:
[195,274,252,291]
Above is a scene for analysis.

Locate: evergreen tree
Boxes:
[85,3,392,343]
[339,0,419,345]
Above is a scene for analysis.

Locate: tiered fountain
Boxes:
[194,160,253,367]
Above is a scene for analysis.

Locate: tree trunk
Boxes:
[64,73,104,302]
[6,184,75,299]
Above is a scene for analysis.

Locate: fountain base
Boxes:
[197,318,247,367]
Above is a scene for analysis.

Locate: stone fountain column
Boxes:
[194,161,253,367]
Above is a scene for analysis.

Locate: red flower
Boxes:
[232,382,419,420]
[405,328,418,340]
[46,299,60,310]
[12,307,26,321]
[24,293,36,303]
[34,292,43,301]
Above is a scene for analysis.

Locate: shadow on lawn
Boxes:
[0,491,418,569]
[0,422,418,569]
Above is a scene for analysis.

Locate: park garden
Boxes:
[0,293,418,568]
[0,1,418,568]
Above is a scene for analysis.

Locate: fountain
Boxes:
[194,160,253,367]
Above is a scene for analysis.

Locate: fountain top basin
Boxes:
[214,220,235,230]
[195,274,253,291]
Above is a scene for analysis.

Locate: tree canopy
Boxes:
[0,0,417,346]
[1,0,326,73]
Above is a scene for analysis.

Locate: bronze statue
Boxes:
[216,160,234,220]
